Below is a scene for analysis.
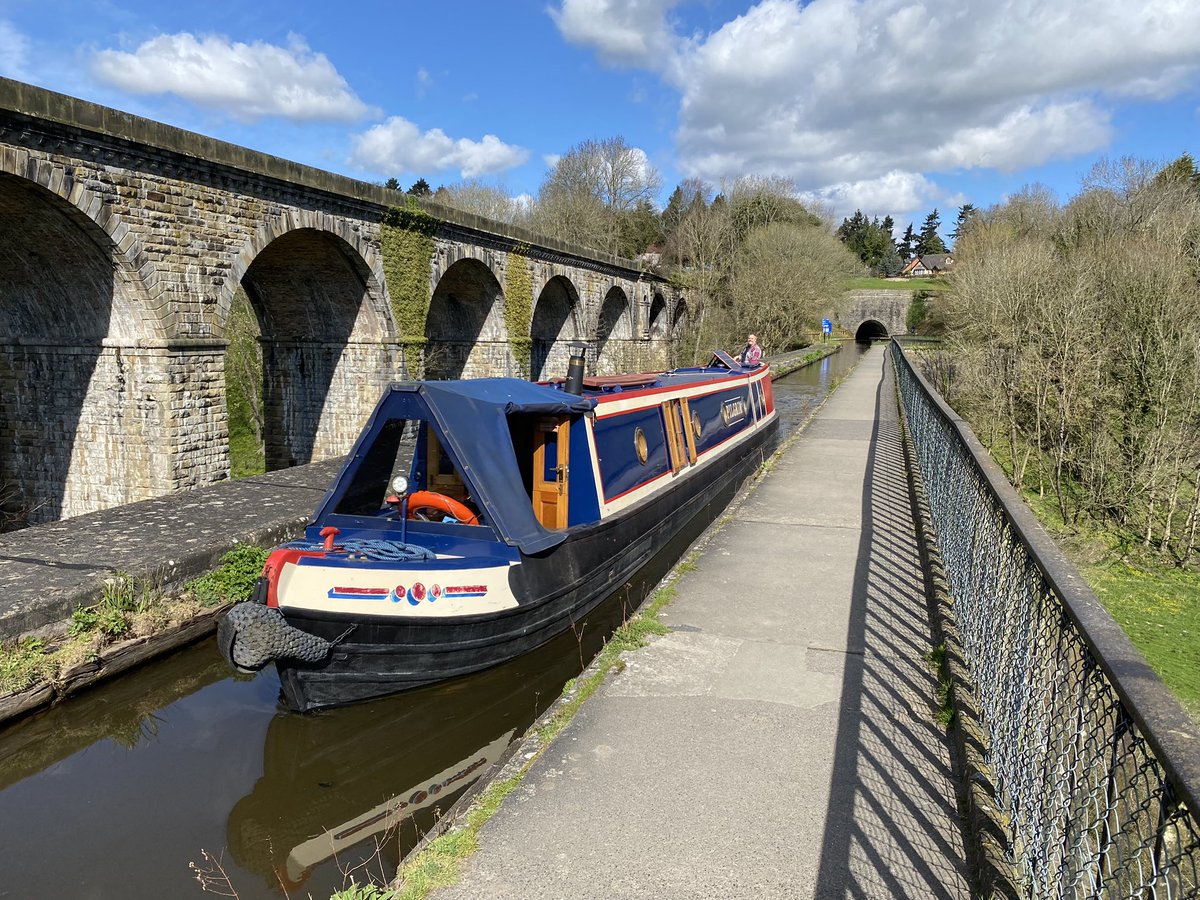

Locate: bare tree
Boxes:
[532,137,661,256]
[433,180,527,225]
[943,157,1200,564]
[727,222,859,355]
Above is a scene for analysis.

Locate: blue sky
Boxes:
[1,0,1197,237]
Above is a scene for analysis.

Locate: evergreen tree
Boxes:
[617,198,666,259]
[876,244,903,277]
[1155,153,1200,194]
[384,177,400,190]
[950,203,978,243]
[898,223,916,260]
[917,209,947,256]
[407,178,432,197]
[836,209,869,254]
[661,185,688,234]
[837,210,896,269]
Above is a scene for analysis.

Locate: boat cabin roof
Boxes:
[315,358,764,556]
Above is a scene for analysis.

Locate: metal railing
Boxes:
[890,341,1200,898]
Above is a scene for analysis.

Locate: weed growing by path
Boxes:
[926,643,955,730]
[186,545,268,607]
[0,545,269,700]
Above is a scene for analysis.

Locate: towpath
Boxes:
[437,345,971,899]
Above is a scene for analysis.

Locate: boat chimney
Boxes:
[564,344,587,395]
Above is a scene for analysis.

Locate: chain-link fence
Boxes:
[891,341,1200,899]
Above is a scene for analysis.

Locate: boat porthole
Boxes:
[691,410,702,440]
[634,427,649,464]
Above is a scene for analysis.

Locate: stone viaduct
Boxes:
[0,78,684,527]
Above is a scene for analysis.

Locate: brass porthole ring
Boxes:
[691,410,702,440]
[634,427,649,464]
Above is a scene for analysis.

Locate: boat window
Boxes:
[333,418,421,515]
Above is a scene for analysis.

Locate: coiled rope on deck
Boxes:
[280,539,436,561]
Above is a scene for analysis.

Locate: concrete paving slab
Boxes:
[436,347,971,899]
[0,459,341,640]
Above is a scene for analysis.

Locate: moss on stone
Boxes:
[379,201,439,377]
[504,247,533,377]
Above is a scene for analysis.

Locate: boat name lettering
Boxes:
[721,397,748,426]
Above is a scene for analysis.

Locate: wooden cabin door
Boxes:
[532,416,570,530]
[663,398,697,473]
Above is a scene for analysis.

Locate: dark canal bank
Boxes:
[0,343,865,899]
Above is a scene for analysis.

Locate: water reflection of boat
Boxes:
[223,614,605,893]
[218,350,778,711]
[280,730,511,888]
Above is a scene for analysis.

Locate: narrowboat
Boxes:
[217,349,778,711]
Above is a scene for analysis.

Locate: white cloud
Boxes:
[543,153,562,168]
[0,20,31,80]
[551,0,1200,201]
[800,170,939,224]
[91,32,373,122]
[349,116,530,179]
[925,101,1112,173]
[549,0,681,67]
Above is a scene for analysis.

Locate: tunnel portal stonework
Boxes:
[0,78,678,525]
[837,288,913,340]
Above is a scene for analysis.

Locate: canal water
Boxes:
[0,343,865,899]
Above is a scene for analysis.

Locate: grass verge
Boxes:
[844,276,948,292]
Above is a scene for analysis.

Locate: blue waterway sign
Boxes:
[821,319,832,334]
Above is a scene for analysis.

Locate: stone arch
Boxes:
[647,290,669,339]
[235,227,399,470]
[0,171,165,528]
[425,258,510,380]
[594,286,634,375]
[0,150,168,339]
[672,297,690,337]
[220,211,393,337]
[530,275,583,381]
[855,319,889,342]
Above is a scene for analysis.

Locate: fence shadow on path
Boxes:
[813,357,972,898]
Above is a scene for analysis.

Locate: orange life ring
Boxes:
[405,491,479,526]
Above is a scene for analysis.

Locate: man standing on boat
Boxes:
[740,334,762,367]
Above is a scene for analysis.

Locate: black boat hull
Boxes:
[275,416,778,711]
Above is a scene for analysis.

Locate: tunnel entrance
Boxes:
[855,319,889,343]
